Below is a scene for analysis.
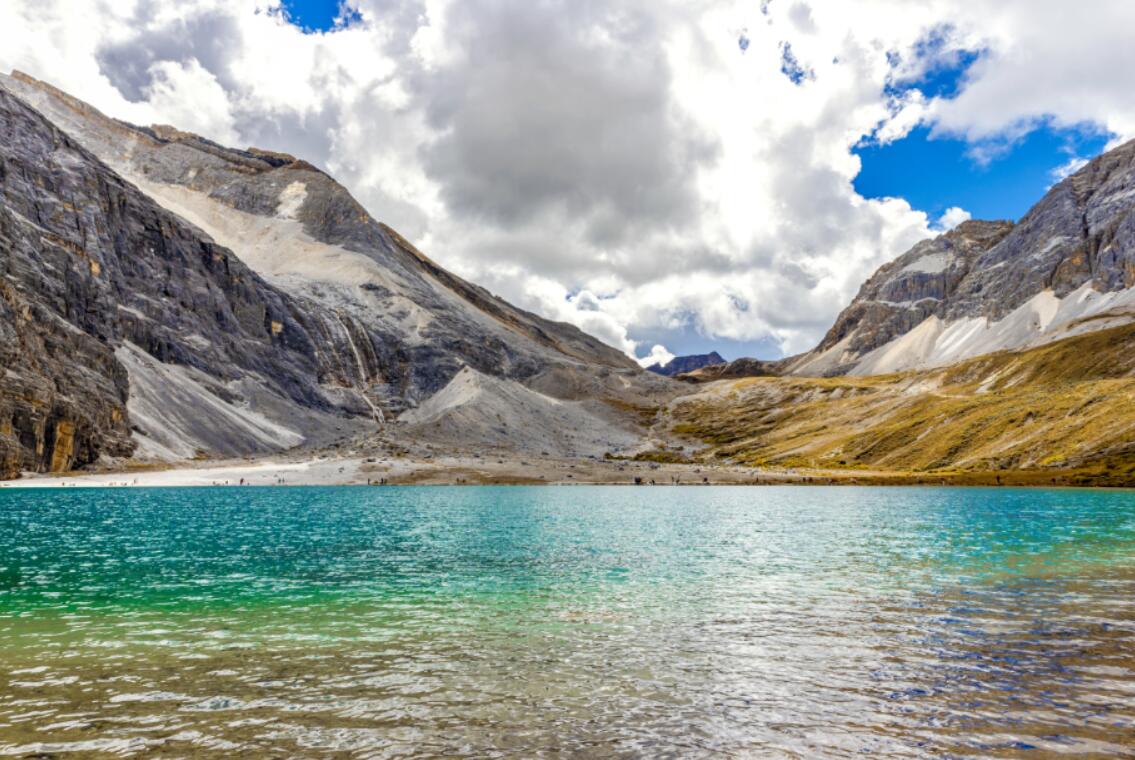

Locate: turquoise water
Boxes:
[1,486,1133,757]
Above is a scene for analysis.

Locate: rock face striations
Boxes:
[0,85,390,477]
[0,73,664,478]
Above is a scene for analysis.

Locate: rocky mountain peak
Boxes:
[787,137,1135,377]
[810,219,1014,361]
[0,71,669,478]
[949,218,1018,242]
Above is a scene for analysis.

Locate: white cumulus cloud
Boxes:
[2,0,1133,362]
[935,206,972,231]
[637,345,676,370]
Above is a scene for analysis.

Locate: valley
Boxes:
[2,70,1135,487]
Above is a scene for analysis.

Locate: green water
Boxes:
[1,486,1133,757]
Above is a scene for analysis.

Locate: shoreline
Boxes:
[2,453,1131,489]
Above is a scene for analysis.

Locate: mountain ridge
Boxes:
[0,71,669,477]
[700,138,1135,380]
[1,71,637,378]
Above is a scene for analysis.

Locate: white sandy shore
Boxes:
[0,458,355,488]
[0,453,800,488]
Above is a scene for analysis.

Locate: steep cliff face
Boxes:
[0,85,394,476]
[0,88,135,476]
[0,275,133,478]
[787,138,1135,376]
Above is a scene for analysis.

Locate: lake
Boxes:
[1,486,1133,757]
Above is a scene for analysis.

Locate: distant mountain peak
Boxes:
[647,351,726,376]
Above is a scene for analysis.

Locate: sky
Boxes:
[2,1,1134,366]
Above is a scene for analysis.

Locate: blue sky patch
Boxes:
[888,27,984,100]
[278,0,359,33]
[632,322,783,363]
[780,43,813,85]
[898,47,982,99]
[854,123,1110,222]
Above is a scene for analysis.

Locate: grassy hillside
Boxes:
[663,323,1135,486]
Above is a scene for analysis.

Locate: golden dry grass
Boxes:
[666,323,1135,485]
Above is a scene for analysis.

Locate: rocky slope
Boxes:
[0,72,668,478]
[795,220,1014,373]
[1,73,639,386]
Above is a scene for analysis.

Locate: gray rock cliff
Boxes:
[0,72,666,477]
[811,220,1015,361]
[0,86,384,476]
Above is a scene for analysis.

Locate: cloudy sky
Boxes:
[2,0,1133,365]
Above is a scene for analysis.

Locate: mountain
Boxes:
[646,351,725,376]
[0,84,376,476]
[673,357,783,382]
[5,69,1134,484]
[696,139,1135,381]
[0,72,669,478]
[788,139,1135,376]
[635,137,1135,484]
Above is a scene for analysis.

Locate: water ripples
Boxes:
[1,486,1134,757]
